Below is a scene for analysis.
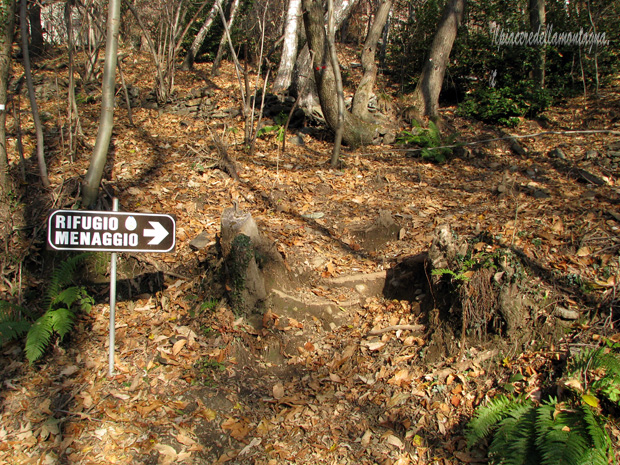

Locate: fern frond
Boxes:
[466,395,529,447]
[568,347,620,404]
[0,300,35,320]
[0,320,32,344]
[45,253,90,309]
[48,308,75,340]
[25,314,55,363]
[536,402,613,465]
[0,301,35,345]
[488,402,539,465]
[52,286,83,308]
[569,347,620,379]
[579,404,614,463]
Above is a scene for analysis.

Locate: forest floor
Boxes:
[1,48,620,464]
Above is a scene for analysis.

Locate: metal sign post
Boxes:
[47,204,176,377]
[109,199,119,376]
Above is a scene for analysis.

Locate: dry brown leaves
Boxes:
[1,51,619,464]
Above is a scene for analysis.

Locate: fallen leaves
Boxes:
[3,48,620,465]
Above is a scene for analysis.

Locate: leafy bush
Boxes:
[457,83,552,127]
[467,346,619,465]
[0,254,94,363]
[397,121,458,163]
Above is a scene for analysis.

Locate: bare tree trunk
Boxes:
[410,0,465,119]
[82,0,121,207]
[326,0,344,165]
[352,0,392,121]
[294,0,359,112]
[302,0,378,147]
[272,0,302,95]
[182,0,225,70]
[529,0,545,88]
[20,0,49,188]
[65,0,83,159]
[0,0,16,202]
[211,0,240,76]
[28,0,43,56]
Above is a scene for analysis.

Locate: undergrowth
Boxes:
[0,253,94,363]
[467,345,619,465]
[397,120,458,163]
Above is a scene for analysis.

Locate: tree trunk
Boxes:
[28,0,43,56]
[302,0,378,147]
[211,0,241,76]
[82,0,121,207]
[351,0,392,121]
[272,0,302,95]
[529,0,545,88]
[20,0,49,188]
[326,0,344,165]
[182,0,224,71]
[294,0,359,112]
[65,0,83,158]
[410,0,465,119]
[0,0,15,203]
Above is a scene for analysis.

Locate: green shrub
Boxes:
[397,121,458,163]
[457,83,552,127]
[0,254,94,363]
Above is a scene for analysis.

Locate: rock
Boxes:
[289,134,304,146]
[186,98,203,107]
[574,168,605,186]
[549,147,566,160]
[189,231,211,250]
[382,132,396,145]
[555,306,579,320]
[531,189,551,199]
[509,137,527,156]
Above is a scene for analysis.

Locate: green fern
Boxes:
[431,267,471,283]
[0,301,35,344]
[467,395,614,465]
[488,400,540,465]
[44,254,90,309]
[25,313,55,363]
[466,394,532,447]
[567,347,620,404]
[1,253,93,363]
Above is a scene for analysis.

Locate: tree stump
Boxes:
[220,204,286,315]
